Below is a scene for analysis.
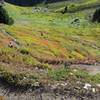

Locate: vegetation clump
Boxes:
[61,6,68,14]
[20,48,29,55]
[92,8,100,22]
[0,6,14,25]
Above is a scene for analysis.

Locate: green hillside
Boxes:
[47,0,100,12]
[0,1,100,87]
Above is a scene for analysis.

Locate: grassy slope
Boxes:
[47,0,100,12]
[3,3,100,62]
[0,1,100,86]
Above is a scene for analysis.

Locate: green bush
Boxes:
[0,6,14,25]
[92,8,100,22]
[48,68,71,81]
[20,48,29,55]
[61,6,68,14]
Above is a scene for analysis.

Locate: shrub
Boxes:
[48,68,71,81]
[20,48,29,55]
[61,6,68,14]
[7,17,14,25]
[0,6,14,25]
[92,8,100,22]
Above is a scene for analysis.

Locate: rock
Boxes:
[92,88,96,93]
[33,7,49,13]
[76,81,81,84]
[83,83,91,90]
[28,88,32,92]
[60,82,67,87]
[51,84,58,89]
[96,84,100,88]
[23,77,27,80]
[34,82,39,87]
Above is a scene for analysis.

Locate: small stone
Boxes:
[83,83,91,90]
[56,83,60,86]
[35,67,38,70]
[77,81,81,84]
[51,85,57,89]
[34,82,39,87]
[28,88,32,92]
[64,83,68,86]
[23,76,26,80]
[61,83,65,86]
[92,88,96,93]
[60,82,67,86]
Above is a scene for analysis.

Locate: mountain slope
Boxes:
[0,2,100,88]
[1,3,100,65]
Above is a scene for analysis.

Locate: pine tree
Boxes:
[92,8,100,22]
[0,6,14,25]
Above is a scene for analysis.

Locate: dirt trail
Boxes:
[70,63,100,75]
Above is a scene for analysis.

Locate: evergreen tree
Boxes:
[92,8,100,22]
[0,6,14,25]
